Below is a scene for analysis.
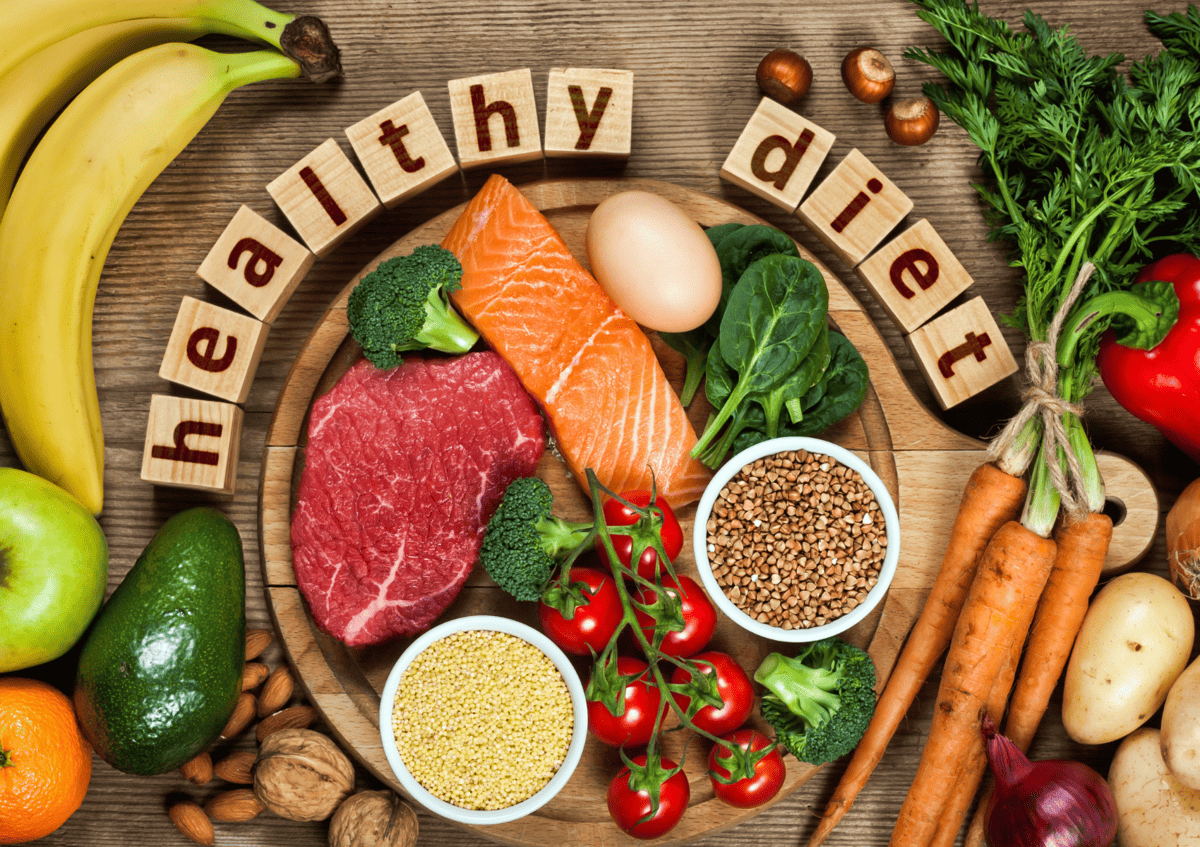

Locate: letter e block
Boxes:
[906,296,1018,410]
[797,149,913,266]
[141,394,244,495]
[448,68,542,168]
[159,296,269,404]
[543,68,634,159]
[720,98,835,212]
[196,205,315,323]
[266,138,382,257]
[345,91,459,209]
[854,219,975,333]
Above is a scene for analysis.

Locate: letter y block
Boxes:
[543,68,634,158]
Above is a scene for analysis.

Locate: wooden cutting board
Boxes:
[257,177,1158,846]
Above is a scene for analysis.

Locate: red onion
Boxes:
[981,714,1118,847]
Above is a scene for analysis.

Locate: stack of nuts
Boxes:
[166,628,419,847]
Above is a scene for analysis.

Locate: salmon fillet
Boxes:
[442,175,711,507]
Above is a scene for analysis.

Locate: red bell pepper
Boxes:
[1097,253,1200,463]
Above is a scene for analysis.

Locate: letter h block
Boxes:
[159,296,269,404]
[543,68,634,158]
[720,98,835,212]
[448,68,543,168]
[141,394,244,495]
[196,205,315,323]
[906,296,1018,409]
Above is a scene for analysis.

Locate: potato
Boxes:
[1162,657,1200,789]
[1109,727,1200,847]
[1062,572,1193,745]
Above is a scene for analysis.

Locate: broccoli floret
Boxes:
[346,244,479,369]
[754,637,877,765]
[478,477,593,601]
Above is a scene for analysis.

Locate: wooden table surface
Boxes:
[7,1,1198,845]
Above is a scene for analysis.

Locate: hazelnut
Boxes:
[254,728,355,822]
[885,95,940,145]
[756,48,812,106]
[841,47,895,104]
[328,790,419,847]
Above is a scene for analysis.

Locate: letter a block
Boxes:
[159,296,269,404]
[345,91,459,209]
[267,138,382,257]
[720,97,835,212]
[906,296,1018,410]
[141,394,244,495]
[543,68,634,159]
[854,218,975,333]
[448,68,542,168]
[196,205,315,323]
[797,148,914,267]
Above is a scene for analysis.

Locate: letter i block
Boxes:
[267,138,382,257]
[141,394,244,495]
[196,205,315,323]
[854,219,975,333]
[906,296,1018,410]
[448,68,542,168]
[345,91,459,209]
[159,296,269,404]
[797,148,914,266]
[543,68,634,158]
[719,97,835,212]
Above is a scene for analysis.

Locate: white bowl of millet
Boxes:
[693,437,900,643]
[378,615,588,825]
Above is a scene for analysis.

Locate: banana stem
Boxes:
[217,47,304,90]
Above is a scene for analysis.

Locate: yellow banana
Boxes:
[0,44,304,514]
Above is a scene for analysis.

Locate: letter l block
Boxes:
[720,97,835,212]
[141,394,244,494]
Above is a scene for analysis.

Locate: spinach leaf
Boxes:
[783,332,869,437]
[753,324,831,437]
[708,225,801,338]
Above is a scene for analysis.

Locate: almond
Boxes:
[240,661,270,691]
[168,800,214,846]
[179,751,213,785]
[221,691,256,739]
[256,704,317,743]
[257,665,294,717]
[205,788,266,822]
[245,627,274,661]
[213,749,257,785]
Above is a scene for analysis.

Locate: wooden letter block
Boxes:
[797,148,914,266]
[906,296,1018,410]
[854,218,975,333]
[159,296,269,404]
[196,205,315,323]
[345,91,459,209]
[266,138,382,257]
[543,68,634,159]
[141,394,244,495]
[448,68,542,168]
[719,97,835,211]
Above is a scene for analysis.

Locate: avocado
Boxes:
[74,507,246,775]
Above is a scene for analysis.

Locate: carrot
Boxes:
[806,462,1026,847]
[888,520,1056,847]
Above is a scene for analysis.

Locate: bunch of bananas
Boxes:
[0,1,341,516]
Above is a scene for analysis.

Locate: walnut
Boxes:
[253,728,355,821]
[328,790,419,847]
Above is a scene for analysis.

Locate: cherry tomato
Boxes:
[587,656,662,748]
[633,575,717,658]
[670,651,754,737]
[707,729,785,808]
[538,567,623,656]
[607,754,690,839]
[599,489,683,581]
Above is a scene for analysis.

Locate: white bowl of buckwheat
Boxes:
[693,437,900,643]
[378,615,587,825]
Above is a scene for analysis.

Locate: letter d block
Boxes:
[196,205,314,323]
[448,68,542,168]
[720,97,835,212]
[906,296,1018,410]
[544,68,634,159]
[159,296,269,404]
[141,394,244,495]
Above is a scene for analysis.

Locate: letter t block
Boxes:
[720,98,835,212]
[141,394,244,495]
[906,296,1018,409]
[448,68,542,168]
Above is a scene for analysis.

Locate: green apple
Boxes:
[0,467,108,673]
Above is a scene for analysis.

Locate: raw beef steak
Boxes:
[290,352,546,646]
